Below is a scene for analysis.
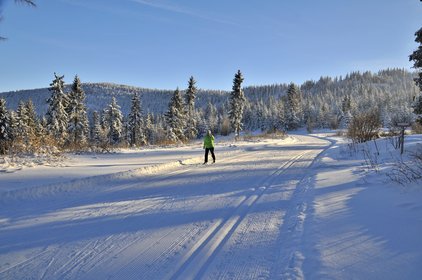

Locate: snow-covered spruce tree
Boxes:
[410,27,422,92]
[274,99,286,132]
[185,76,198,139]
[409,26,422,124]
[229,70,246,139]
[339,95,353,129]
[8,111,18,146]
[46,73,69,146]
[15,100,31,151]
[0,99,10,154]
[37,116,48,147]
[26,99,38,133]
[104,97,123,146]
[67,75,89,149]
[165,88,186,142]
[91,111,105,150]
[127,93,146,147]
[144,113,154,145]
[413,95,422,125]
[24,99,38,150]
[285,83,302,130]
[205,101,218,134]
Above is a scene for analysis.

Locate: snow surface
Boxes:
[0,133,421,279]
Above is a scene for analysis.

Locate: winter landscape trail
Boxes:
[1,133,422,279]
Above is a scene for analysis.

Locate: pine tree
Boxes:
[91,111,105,149]
[8,111,18,145]
[25,99,38,149]
[127,93,146,146]
[67,75,89,148]
[410,25,422,123]
[15,100,30,149]
[165,88,186,142]
[144,113,154,145]
[0,99,10,154]
[185,76,198,139]
[205,101,218,133]
[410,27,422,92]
[274,99,286,132]
[229,70,246,139]
[413,95,422,115]
[104,97,123,146]
[285,83,302,130]
[341,95,352,113]
[339,95,353,129]
[46,73,69,145]
[38,116,47,146]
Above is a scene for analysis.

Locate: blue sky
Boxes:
[0,0,421,92]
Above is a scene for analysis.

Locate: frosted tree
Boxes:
[91,111,103,148]
[46,73,69,145]
[205,101,218,133]
[413,94,422,124]
[185,76,198,139]
[67,75,89,148]
[274,99,286,132]
[144,113,154,145]
[229,70,246,139]
[25,99,38,148]
[25,99,38,129]
[410,27,422,124]
[8,111,18,145]
[104,97,123,146]
[37,116,47,145]
[339,95,353,129]
[285,83,302,130]
[165,88,186,142]
[410,26,422,92]
[15,101,30,148]
[127,93,146,146]
[0,99,10,154]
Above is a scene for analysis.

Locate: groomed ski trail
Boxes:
[0,134,331,280]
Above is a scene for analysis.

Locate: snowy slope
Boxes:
[0,133,421,280]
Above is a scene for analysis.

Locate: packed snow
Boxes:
[0,132,421,279]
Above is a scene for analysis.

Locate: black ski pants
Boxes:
[204,147,215,163]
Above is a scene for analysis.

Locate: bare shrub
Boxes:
[412,122,422,134]
[347,110,381,143]
[388,147,422,185]
[220,117,231,136]
[242,131,286,141]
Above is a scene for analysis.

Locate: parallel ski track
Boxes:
[1,144,310,280]
[269,138,332,279]
[0,147,265,279]
[167,151,309,280]
[206,150,320,280]
[86,149,278,280]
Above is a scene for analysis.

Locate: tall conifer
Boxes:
[46,73,69,145]
[185,76,198,139]
[229,70,246,139]
[67,75,89,148]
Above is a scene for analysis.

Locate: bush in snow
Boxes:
[347,110,381,143]
[388,147,422,185]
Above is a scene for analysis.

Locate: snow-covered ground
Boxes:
[0,132,421,279]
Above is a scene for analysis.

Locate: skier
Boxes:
[203,130,216,164]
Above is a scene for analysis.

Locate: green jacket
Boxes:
[203,134,215,149]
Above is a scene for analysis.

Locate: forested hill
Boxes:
[0,68,418,131]
[0,83,228,116]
